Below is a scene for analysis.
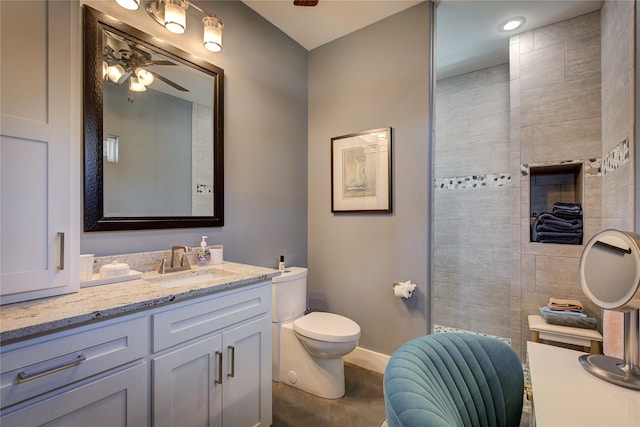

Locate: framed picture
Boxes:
[331,127,392,213]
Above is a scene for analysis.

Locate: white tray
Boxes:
[80,270,143,288]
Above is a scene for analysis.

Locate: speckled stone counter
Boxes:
[0,261,279,344]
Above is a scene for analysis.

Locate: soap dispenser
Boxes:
[196,236,211,266]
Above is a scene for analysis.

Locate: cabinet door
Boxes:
[0,363,147,427]
[222,316,272,427]
[153,335,223,427]
[0,0,80,303]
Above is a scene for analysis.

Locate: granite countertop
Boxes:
[0,261,280,344]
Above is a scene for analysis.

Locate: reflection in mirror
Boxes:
[84,5,224,231]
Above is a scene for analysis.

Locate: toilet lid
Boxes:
[293,312,361,343]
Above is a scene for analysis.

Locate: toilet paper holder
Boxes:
[393,280,417,299]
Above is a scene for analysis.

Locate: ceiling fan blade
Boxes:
[150,71,189,92]
[294,0,318,6]
[149,60,177,66]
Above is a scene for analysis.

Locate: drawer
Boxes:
[1,316,147,409]
[152,282,270,352]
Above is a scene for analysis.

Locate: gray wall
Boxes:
[104,84,192,216]
[81,1,309,269]
[307,2,433,356]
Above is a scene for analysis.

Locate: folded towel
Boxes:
[536,231,583,240]
[553,202,582,213]
[553,211,583,220]
[538,307,597,330]
[541,306,587,318]
[537,223,582,233]
[538,237,582,244]
[536,213,583,228]
[548,297,583,312]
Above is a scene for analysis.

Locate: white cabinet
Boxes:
[221,317,271,427]
[1,281,273,427]
[1,363,148,427]
[152,283,272,427]
[0,316,149,426]
[0,0,80,303]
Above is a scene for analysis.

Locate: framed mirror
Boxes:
[83,5,224,231]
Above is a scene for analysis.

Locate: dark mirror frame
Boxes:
[83,5,224,231]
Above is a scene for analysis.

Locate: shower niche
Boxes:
[529,163,583,245]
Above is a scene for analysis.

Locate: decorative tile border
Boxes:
[434,324,511,345]
[197,183,214,194]
[520,158,602,178]
[602,138,630,175]
[435,173,511,190]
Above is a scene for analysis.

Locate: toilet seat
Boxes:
[293,312,361,343]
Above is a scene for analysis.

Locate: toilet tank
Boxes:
[272,267,308,322]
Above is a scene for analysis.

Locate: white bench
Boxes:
[528,314,602,354]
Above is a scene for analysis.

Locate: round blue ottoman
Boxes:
[383,333,524,427]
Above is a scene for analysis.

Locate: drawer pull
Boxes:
[215,351,222,384]
[17,354,86,382]
[228,346,235,378]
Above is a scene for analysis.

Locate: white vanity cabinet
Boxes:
[0,316,149,426]
[0,0,80,303]
[0,280,273,427]
[151,282,272,427]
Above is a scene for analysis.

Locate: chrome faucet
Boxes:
[159,244,192,274]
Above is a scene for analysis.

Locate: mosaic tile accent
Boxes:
[435,174,511,190]
[520,158,602,178]
[433,324,511,345]
[197,183,214,194]
[602,138,630,175]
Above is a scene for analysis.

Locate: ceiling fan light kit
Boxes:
[116,0,223,51]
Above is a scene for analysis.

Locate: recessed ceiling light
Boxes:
[498,16,526,32]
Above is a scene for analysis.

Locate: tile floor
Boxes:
[272,362,532,427]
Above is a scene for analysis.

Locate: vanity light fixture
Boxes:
[115,0,140,11]
[162,0,187,34]
[203,16,223,52]
[498,16,526,32]
[118,0,223,52]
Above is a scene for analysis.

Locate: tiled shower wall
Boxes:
[510,10,603,357]
[600,0,635,356]
[435,5,635,359]
[601,0,634,232]
[434,64,512,339]
[191,103,214,216]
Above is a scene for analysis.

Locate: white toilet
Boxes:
[272,267,361,399]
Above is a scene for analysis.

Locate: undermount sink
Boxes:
[144,268,234,288]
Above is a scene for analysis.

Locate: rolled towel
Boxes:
[548,297,583,312]
[538,307,597,330]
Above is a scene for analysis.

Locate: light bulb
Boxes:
[135,67,155,86]
[164,0,187,34]
[115,0,140,11]
[203,16,223,52]
[129,76,147,92]
[107,64,125,83]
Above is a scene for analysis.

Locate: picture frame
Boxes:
[331,127,392,213]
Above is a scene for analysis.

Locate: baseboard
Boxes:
[344,346,390,375]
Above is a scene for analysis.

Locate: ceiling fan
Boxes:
[103,36,188,102]
[293,1,319,6]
